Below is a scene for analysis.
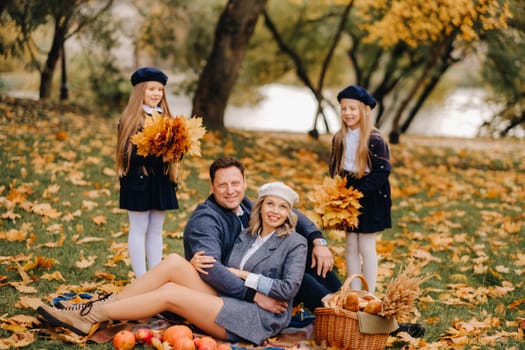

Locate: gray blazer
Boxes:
[215,230,307,345]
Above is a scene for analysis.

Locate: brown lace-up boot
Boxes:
[37,300,108,336]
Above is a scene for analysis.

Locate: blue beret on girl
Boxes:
[337,85,376,109]
[130,67,168,86]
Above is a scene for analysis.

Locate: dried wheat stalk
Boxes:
[379,262,429,321]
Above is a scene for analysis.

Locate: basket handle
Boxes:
[340,274,369,294]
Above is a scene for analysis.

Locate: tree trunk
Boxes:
[388,56,437,144]
[401,39,456,133]
[39,18,67,99]
[192,0,268,130]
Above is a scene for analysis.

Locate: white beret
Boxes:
[258,182,299,207]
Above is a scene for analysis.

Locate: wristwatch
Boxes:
[313,238,328,246]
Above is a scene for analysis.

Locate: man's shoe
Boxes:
[37,300,107,336]
[288,309,316,328]
[391,322,425,338]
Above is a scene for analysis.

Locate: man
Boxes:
[183,157,341,312]
[183,156,424,338]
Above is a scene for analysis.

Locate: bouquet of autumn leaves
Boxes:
[130,113,206,183]
[309,175,363,231]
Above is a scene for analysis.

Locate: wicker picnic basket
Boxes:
[314,274,389,350]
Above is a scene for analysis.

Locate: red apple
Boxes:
[134,327,154,345]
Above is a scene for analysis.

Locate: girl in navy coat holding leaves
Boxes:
[116,67,179,277]
[329,85,392,294]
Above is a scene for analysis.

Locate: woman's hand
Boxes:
[190,251,216,275]
[227,267,248,280]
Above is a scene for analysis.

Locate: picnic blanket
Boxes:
[88,318,315,349]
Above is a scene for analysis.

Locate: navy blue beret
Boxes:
[337,85,376,109]
[130,67,168,86]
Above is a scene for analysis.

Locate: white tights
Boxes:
[345,232,378,294]
[127,210,165,278]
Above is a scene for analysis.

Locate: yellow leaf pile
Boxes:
[379,262,430,321]
[130,113,206,162]
[309,175,363,230]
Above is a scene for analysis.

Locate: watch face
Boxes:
[316,239,327,246]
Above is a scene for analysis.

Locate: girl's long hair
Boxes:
[116,82,172,177]
[332,102,374,179]
[247,197,298,237]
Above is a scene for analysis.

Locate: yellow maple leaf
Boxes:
[11,283,37,294]
[15,296,44,309]
[184,115,207,157]
[94,271,115,281]
[40,271,66,281]
[0,331,35,348]
[92,215,106,225]
[1,229,27,241]
[76,256,96,268]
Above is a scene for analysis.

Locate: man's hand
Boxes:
[254,292,288,314]
[190,251,216,275]
[311,245,334,278]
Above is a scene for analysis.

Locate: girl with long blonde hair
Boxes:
[116,67,179,277]
[328,84,392,294]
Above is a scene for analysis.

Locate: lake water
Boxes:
[170,85,498,138]
[4,82,497,138]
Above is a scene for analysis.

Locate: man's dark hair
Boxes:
[209,157,245,183]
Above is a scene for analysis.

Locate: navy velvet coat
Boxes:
[329,130,392,233]
[119,144,178,211]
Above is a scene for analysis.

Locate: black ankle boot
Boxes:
[390,322,426,338]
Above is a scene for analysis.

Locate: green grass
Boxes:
[0,95,524,349]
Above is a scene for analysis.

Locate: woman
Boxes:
[37,182,307,345]
[116,67,179,277]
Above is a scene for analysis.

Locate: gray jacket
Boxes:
[215,230,307,345]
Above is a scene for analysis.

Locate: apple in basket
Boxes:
[363,299,382,315]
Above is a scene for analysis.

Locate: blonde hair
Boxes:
[116,82,172,177]
[247,197,298,237]
[333,102,374,179]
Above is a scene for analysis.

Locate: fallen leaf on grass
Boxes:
[95,271,115,281]
[40,271,66,281]
[75,256,97,269]
[76,236,105,244]
[10,283,37,294]
[15,296,44,309]
[0,331,35,349]
[0,229,26,241]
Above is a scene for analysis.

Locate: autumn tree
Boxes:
[2,0,113,99]
[479,0,525,137]
[351,0,511,143]
[260,1,354,137]
[239,0,512,142]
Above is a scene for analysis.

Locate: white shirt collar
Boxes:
[142,105,163,115]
